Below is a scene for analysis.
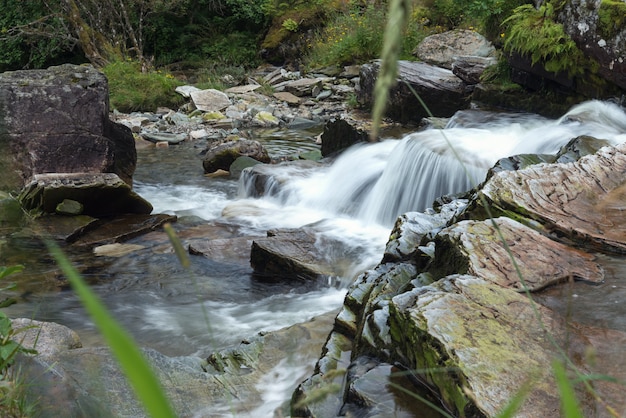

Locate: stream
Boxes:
[2,100,626,416]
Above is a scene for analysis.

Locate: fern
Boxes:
[502,3,597,77]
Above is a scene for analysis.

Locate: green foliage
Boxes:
[303,2,423,69]
[282,18,300,32]
[102,59,185,112]
[502,3,597,77]
[47,242,176,418]
[0,0,76,71]
[597,0,626,39]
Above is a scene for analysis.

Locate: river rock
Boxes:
[414,29,496,70]
[387,275,596,417]
[202,139,271,174]
[427,217,604,291]
[556,0,626,91]
[18,173,153,218]
[320,117,369,157]
[15,312,337,418]
[190,88,231,112]
[0,64,137,191]
[69,213,176,246]
[237,160,322,198]
[468,142,626,254]
[358,60,471,124]
[250,228,340,282]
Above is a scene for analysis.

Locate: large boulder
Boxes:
[556,0,626,91]
[0,64,136,191]
[358,60,471,124]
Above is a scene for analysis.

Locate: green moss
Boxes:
[598,0,626,39]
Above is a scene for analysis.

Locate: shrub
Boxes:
[102,60,185,113]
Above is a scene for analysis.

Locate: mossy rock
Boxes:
[598,0,626,39]
[261,0,345,64]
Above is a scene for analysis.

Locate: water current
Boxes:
[3,100,626,416]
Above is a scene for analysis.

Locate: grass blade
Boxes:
[46,241,176,418]
[553,360,584,418]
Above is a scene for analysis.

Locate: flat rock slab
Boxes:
[250,228,338,281]
[190,88,231,112]
[431,217,604,291]
[389,275,596,417]
[476,143,626,254]
[70,213,176,246]
[19,173,153,217]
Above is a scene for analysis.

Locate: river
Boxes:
[2,100,626,416]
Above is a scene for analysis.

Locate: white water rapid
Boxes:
[237,100,626,227]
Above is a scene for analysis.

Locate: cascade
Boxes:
[240,100,626,227]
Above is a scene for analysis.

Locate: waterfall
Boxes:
[239,100,626,227]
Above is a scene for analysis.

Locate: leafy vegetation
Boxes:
[501,2,598,76]
[102,59,185,112]
[0,265,37,418]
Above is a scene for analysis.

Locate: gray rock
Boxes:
[358,60,471,124]
[470,142,626,254]
[190,88,231,112]
[140,132,188,144]
[0,64,136,191]
[250,228,340,282]
[202,139,271,174]
[429,217,604,292]
[414,29,496,70]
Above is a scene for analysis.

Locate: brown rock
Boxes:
[473,143,626,254]
[429,217,604,292]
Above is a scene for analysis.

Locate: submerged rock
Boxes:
[14,311,338,418]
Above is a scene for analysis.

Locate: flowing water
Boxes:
[3,100,626,415]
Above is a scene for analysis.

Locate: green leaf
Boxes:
[47,241,176,418]
[0,265,24,280]
[552,360,584,418]
[0,313,11,336]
